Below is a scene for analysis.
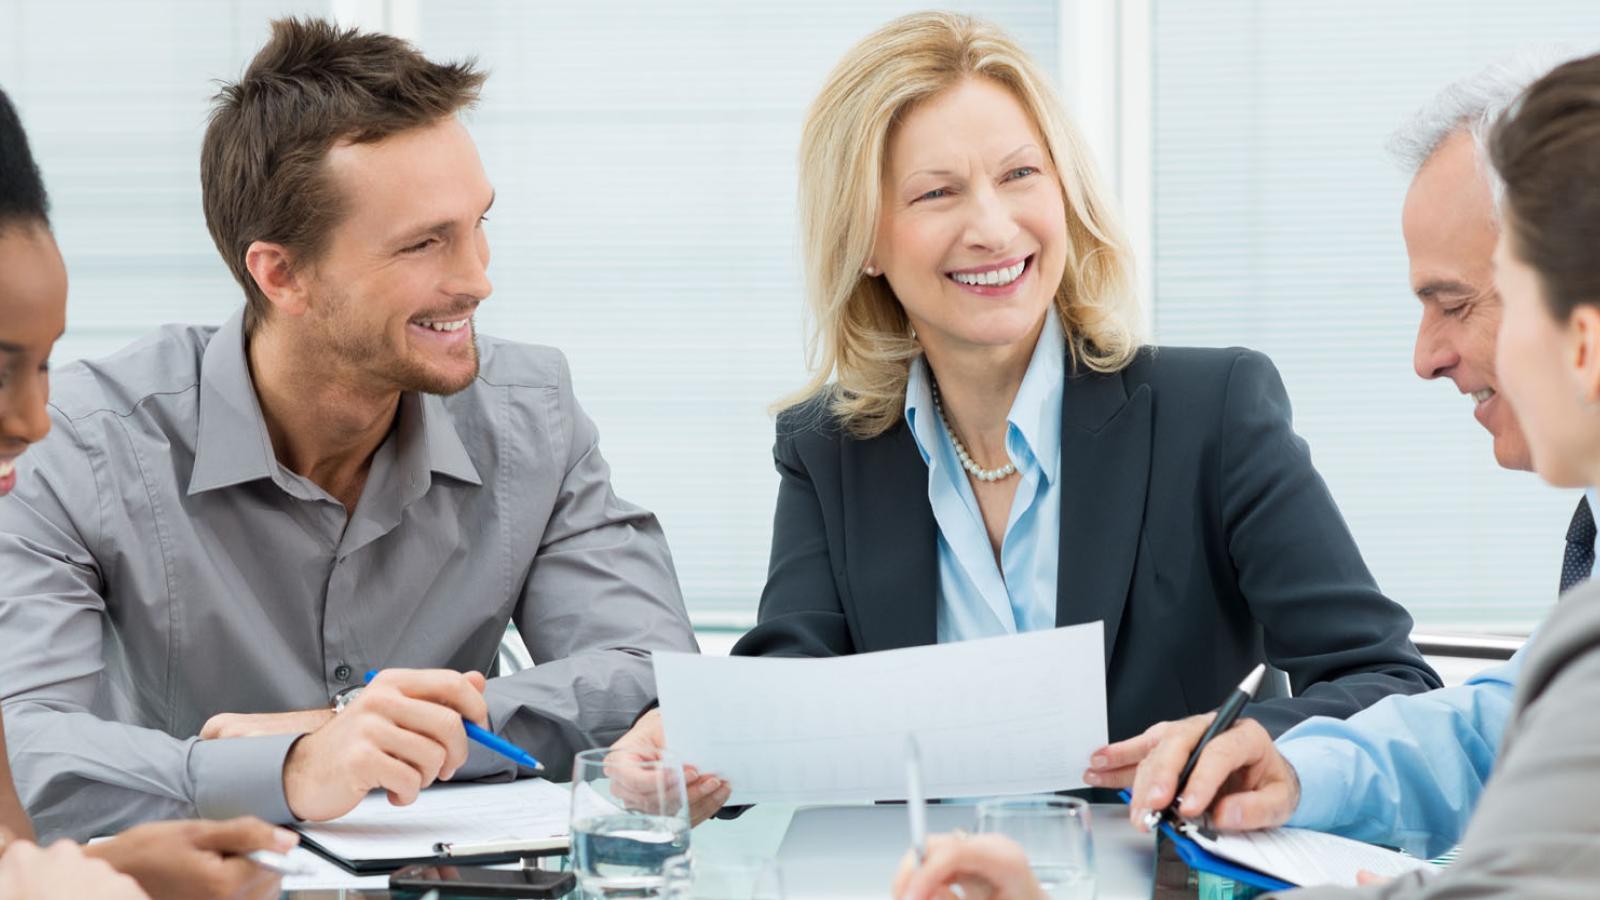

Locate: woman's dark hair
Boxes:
[0,85,50,233]
[1490,52,1600,320]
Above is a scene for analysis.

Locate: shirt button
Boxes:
[334,664,353,681]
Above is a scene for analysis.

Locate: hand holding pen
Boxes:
[1130,664,1284,832]
[363,669,543,771]
[281,668,496,822]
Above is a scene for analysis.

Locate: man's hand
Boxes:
[1083,719,1179,789]
[610,709,730,825]
[85,818,294,900]
[1127,713,1300,832]
[892,833,1049,900]
[0,840,148,900]
[200,709,334,740]
[283,668,489,821]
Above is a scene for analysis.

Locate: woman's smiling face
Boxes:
[871,76,1068,358]
[1492,229,1600,490]
[0,221,66,496]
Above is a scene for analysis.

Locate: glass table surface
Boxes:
[281,803,791,900]
[279,802,1196,899]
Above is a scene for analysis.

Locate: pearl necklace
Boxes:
[931,383,1018,483]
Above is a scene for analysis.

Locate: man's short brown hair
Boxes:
[201,18,486,334]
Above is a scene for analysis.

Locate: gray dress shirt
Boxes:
[1276,579,1600,899]
[0,312,697,841]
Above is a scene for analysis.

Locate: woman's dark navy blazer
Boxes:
[733,346,1441,742]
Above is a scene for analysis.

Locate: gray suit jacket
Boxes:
[1282,580,1600,898]
[0,312,697,839]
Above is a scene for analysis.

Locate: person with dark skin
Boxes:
[0,85,291,900]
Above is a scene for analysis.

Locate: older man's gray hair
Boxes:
[1389,47,1580,206]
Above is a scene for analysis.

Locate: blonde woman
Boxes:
[616,12,1436,815]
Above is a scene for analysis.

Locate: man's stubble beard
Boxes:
[315,288,481,397]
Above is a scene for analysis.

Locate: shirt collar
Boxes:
[408,392,482,487]
[903,312,1066,484]
[188,311,279,496]
[905,354,939,466]
[188,311,482,496]
[1009,312,1066,484]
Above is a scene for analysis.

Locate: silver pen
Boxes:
[906,733,928,865]
[246,849,316,877]
[1143,663,1267,831]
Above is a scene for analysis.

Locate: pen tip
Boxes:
[1238,663,1266,697]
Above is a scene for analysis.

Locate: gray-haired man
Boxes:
[1087,48,1598,860]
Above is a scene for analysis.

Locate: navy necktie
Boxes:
[1561,497,1596,595]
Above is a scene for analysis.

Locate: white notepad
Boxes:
[294,778,570,872]
[1185,824,1431,888]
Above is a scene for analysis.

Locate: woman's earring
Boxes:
[863,265,878,276]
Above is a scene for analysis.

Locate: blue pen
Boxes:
[364,669,543,772]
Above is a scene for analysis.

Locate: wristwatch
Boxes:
[331,683,365,713]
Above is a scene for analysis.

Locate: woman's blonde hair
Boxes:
[785,11,1144,438]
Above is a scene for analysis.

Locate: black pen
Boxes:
[1143,662,1266,830]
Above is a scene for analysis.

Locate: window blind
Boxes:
[3,0,1059,626]
[1150,0,1600,629]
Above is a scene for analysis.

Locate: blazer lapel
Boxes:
[843,421,939,650]
[1057,366,1153,667]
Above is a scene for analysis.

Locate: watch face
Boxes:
[333,685,364,712]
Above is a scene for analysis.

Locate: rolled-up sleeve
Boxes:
[470,354,697,783]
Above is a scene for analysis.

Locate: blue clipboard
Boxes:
[1118,790,1294,893]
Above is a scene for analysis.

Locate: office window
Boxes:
[3,1,1058,626]
[15,0,1582,635]
[1149,1,1600,629]
[0,1,329,363]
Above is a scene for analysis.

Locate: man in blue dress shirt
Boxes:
[1090,48,1596,861]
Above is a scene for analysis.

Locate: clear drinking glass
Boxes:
[976,795,1096,900]
[570,748,692,897]
[661,854,784,900]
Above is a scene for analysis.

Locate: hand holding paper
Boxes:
[653,624,1109,805]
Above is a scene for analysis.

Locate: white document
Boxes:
[1187,826,1431,888]
[294,778,570,865]
[654,623,1108,805]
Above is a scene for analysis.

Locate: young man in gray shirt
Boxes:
[0,18,699,841]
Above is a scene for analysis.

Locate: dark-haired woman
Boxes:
[0,86,293,900]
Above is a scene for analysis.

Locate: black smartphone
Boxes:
[389,863,576,898]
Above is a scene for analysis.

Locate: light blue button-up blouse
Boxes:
[904,313,1065,643]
